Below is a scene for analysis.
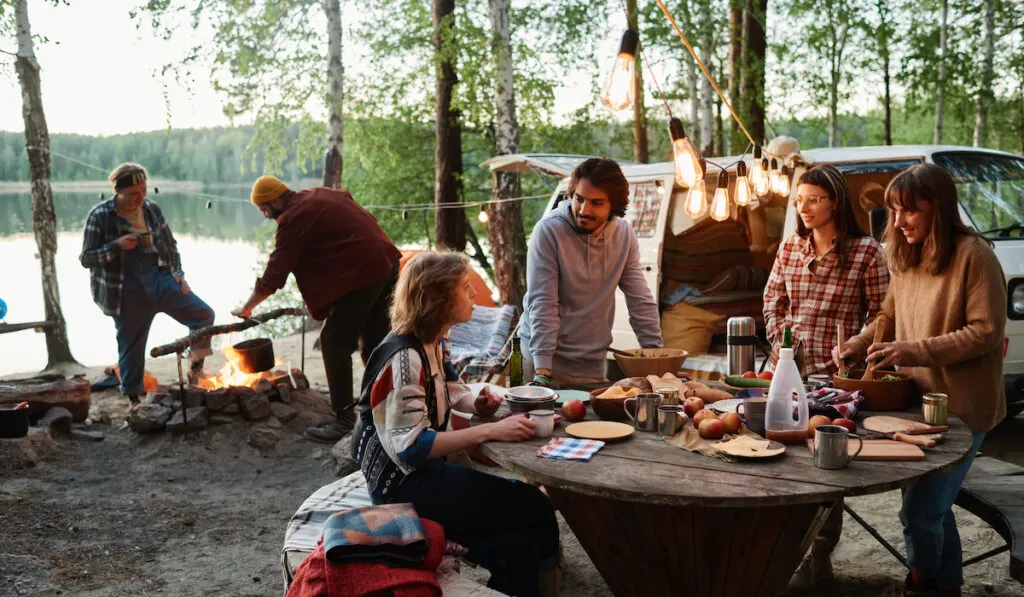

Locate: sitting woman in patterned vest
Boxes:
[352,250,561,597]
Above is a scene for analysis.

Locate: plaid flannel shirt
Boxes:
[79,198,183,317]
[763,234,889,375]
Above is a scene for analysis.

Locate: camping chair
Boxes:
[447,305,519,383]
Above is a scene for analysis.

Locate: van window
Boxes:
[827,160,923,236]
[933,152,1024,237]
[625,181,663,238]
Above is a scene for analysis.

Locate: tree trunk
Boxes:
[700,23,715,156]
[626,0,649,163]
[742,0,768,145]
[486,0,527,309]
[322,0,344,189]
[15,0,78,370]
[877,0,892,145]
[973,0,995,148]
[433,0,465,251]
[934,0,948,145]
[688,51,699,149]
[728,0,745,154]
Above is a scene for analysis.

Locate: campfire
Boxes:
[195,345,284,391]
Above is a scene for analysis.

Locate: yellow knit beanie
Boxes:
[250,175,289,206]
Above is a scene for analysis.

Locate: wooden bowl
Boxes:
[831,370,919,411]
[589,387,630,421]
[613,348,688,378]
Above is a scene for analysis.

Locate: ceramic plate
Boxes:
[555,390,592,405]
[713,436,786,459]
[565,421,635,441]
[710,398,743,414]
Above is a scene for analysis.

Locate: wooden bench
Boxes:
[955,456,1024,582]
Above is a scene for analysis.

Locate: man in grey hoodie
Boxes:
[520,157,662,388]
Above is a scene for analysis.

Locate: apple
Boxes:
[683,397,705,417]
[742,371,757,378]
[693,408,716,428]
[808,414,833,433]
[561,399,587,422]
[832,417,857,433]
[698,418,725,439]
[757,370,774,381]
[718,411,742,434]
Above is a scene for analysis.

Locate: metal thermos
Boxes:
[727,317,757,376]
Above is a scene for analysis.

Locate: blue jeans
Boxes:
[113,255,214,396]
[385,459,560,597]
[899,432,985,589]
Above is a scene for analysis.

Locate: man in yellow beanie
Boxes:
[233,176,402,442]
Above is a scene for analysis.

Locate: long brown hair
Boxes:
[390,251,470,342]
[567,158,630,218]
[883,163,984,275]
[795,165,866,269]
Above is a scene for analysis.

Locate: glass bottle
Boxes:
[508,332,523,388]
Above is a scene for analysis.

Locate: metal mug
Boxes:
[922,393,948,426]
[654,386,680,406]
[136,231,153,249]
[528,409,556,438]
[813,425,864,470]
[736,397,767,436]
[657,405,687,437]
[624,393,663,431]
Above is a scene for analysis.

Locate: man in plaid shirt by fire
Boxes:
[763,164,889,591]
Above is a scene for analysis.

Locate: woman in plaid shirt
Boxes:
[80,163,215,407]
[763,164,889,590]
[763,165,890,377]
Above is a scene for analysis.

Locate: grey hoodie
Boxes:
[520,200,662,380]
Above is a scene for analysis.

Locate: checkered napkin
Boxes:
[808,388,865,420]
[536,437,605,461]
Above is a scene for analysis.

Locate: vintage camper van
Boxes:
[485,146,1024,416]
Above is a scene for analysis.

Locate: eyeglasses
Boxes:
[792,194,831,208]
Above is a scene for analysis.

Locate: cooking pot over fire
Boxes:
[231,338,275,374]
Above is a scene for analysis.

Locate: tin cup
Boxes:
[654,386,680,406]
[624,393,663,432]
[528,409,556,438]
[922,393,948,426]
[135,232,153,249]
[736,397,767,436]
[813,425,864,470]
[657,405,687,437]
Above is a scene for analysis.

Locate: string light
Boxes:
[669,117,704,188]
[734,161,752,207]
[754,155,771,197]
[601,29,639,112]
[478,204,489,223]
[683,160,708,218]
[775,165,792,196]
[402,211,408,220]
[750,147,767,196]
[769,158,781,195]
[710,169,731,222]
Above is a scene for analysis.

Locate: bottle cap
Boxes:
[779,348,794,361]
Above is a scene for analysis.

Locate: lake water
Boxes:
[0,190,268,375]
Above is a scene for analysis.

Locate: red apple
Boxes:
[683,397,705,417]
[808,414,833,433]
[561,399,587,422]
[718,411,742,434]
[698,418,725,439]
[832,417,857,433]
[742,371,757,378]
[693,408,716,428]
[757,370,774,380]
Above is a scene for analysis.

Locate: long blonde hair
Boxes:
[390,251,470,342]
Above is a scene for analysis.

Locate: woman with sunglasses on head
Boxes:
[835,164,1006,597]
[763,164,890,589]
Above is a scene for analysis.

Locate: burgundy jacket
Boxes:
[255,187,401,320]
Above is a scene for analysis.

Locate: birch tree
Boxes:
[973,0,995,147]
[935,0,948,143]
[10,0,79,369]
[626,0,649,163]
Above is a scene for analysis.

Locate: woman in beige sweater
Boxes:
[835,164,1007,597]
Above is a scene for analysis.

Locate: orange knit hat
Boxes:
[250,175,289,206]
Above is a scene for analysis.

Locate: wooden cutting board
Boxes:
[862,416,947,435]
[806,438,925,461]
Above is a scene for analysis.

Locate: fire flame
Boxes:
[195,345,282,390]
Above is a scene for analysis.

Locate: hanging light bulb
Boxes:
[769,158,782,195]
[750,147,767,195]
[683,160,708,218]
[402,210,409,220]
[754,156,771,196]
[669,117,704,188]
[710,169,731,222]
[478,204,489,223]
[734,161,752,207]
[601,29,639,112]
[777,166,792,197]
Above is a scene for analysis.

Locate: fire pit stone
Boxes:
[167,407,210,433]
[240,393,271,421]
[203,388,235,412]
[127,405,173,433]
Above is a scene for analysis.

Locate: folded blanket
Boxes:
[324,503,428,566]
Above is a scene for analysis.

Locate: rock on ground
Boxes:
[166,407,209,433]
[0,427,56,469]
[127,405,172,433]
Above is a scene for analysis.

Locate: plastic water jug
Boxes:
[764,348,809,445]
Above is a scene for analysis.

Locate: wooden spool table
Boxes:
[478,409,975,597]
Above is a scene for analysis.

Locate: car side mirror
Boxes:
[870,207,887,242]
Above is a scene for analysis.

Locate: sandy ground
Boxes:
[2,333,1023,597]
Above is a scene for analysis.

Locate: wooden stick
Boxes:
[862,314,891,381]
[836,324,846,378]
[149,307,306,357]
